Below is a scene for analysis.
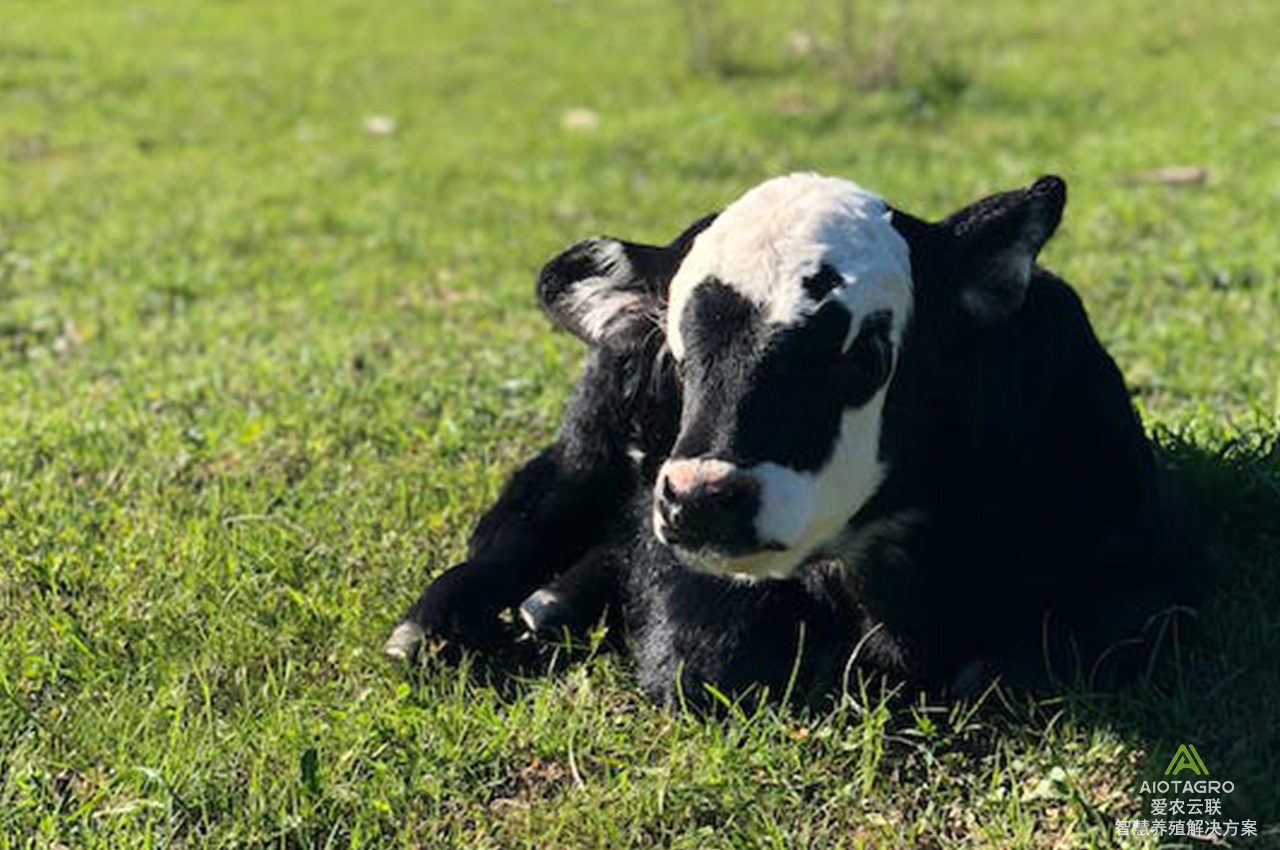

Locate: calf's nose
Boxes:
[655,459,760,552]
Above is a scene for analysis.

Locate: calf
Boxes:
[386,174,1202,704]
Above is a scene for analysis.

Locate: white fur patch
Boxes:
[564,240,647,342]
[626,444,647,467]
[667,173,913,359]
[750,463,815,546]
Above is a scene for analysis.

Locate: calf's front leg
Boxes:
[518,538,625,642]
[386,350,642,660]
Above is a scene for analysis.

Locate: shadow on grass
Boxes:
[402,616,626,705]
[1078,431,1280,824]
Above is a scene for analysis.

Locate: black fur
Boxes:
[392,176,1203,706]
[801,263,844,302]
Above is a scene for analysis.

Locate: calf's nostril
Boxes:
[658,491,680,525]
[655,468,762,554]
[661,474,678,504]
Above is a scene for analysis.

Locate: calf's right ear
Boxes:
[944,175,1067,321]
[537,213,716,351]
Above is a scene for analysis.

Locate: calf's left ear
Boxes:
[945,175,1067,320]
[537,214,716,351]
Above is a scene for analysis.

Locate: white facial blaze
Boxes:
[674,391,891,581]
[660,173,914,580]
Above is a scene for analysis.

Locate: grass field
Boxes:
[2,0,1279,846]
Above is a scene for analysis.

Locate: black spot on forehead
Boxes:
[801,263,843,302]
[680,277,760,360]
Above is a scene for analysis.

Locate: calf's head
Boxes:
[538,173,1066,579]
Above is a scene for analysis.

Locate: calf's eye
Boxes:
[805,302,854,358]
[837,311,893,406]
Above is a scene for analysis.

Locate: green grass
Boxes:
[2,0,1279,846]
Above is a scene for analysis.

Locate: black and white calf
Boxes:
[386,173,1202,703]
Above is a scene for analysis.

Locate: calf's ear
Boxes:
[537,213,716,351]
[944,175,1066,320]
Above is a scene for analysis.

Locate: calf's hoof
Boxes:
[518,588,577,640]
[384,563,506,662]
[384,620,426,662]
